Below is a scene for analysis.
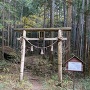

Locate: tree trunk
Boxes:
[49,0,55,64]
[66,0,72,59]
[79,0,85,59]
[2,0,5,60]
[63,0,67,27]
[50,0,55,28]
[42,3,46,57]
[86,12,90,75]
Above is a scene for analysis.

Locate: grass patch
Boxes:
[0,73,32,90]
[0,60,11,73]
[41,74,90,90]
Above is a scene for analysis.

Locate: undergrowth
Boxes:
[0,60,10,73]
[0,73,32,90]
[25,55,58,77]
[0,56,90,90]
[42,74,90,90]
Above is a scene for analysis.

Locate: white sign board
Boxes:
[68,62,82,71]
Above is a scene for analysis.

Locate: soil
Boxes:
[24,71,42,90]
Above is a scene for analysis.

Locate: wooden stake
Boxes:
[58,30,62,84]
[20,30,26,81]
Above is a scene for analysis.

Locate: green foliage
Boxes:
[0,23,3,29]
[42,74,90,90]
[0,60,10,73]
[22,15,43,28]
[25,0,45,15]
[0,83,5,89]
[0,1,18,26]
[81,77,90,90]
[25,56,55,77]
[0,2,3,10]
[0,73,32,90]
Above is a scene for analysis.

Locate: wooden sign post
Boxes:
[65,56,84,90]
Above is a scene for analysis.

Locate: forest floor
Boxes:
[24,71,42,90]
[0,56,90,90]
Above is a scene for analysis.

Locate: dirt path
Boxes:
[31,79,42,90]
[25,71,42,90]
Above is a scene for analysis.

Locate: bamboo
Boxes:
[20,30,26,81]
[14,27,71,32]
[58,30,62,84]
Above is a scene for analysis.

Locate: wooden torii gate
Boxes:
[14,27,71,84]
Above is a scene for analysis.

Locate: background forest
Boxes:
[0,0,90,90]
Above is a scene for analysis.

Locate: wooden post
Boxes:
[58,30,62,85]
[20,30,26,81]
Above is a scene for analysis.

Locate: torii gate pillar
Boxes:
[58,30,63,85]
[20,30,26,81]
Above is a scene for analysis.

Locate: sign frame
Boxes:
[65,56,84,72]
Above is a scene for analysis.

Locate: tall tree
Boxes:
[66,0,72,59]
[63,0,67,27]
[2,0,5,59]
[49,0,55,63]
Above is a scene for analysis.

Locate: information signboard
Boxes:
[68,62,82,71]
